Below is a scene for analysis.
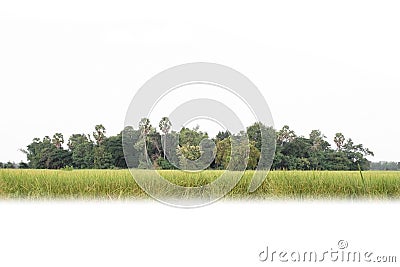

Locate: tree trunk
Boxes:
[163,134,166,159]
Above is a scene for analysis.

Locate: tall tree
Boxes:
[215,130,231,142]
[23,135,72,169]
[20,122,376,171]
[137,118,152,168]
[159,117,172,159]
[52,133,64,149]
[247,123,262,151]
[277,125,296,146]
[92,125,113,169]
[122,126,141,168]
[93,124,106,146]
[104,132,126,168]
[334,133,345,151]
[67,134,94,169]
[309,130,329,151]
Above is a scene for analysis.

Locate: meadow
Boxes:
[1,169,400,200]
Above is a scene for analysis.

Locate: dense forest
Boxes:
[0,118,379,171]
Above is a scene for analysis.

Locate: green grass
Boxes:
[0,169,399,200]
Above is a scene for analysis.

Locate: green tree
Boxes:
[147,128,162,162]
[104,133,126,168]
[94,145,113,169]
[92,125,113,169]
[68,134,94,169]
[159,117,172,159]
[216,130,231,142]
[247,123,263,150]
[309,130,329,151]
[93,124,106,146]
[23,136,72,169]
[161,130,180,168]
[18,161,29,169]
[277,125,296,147]
[343,138,374,170]
[122,126,141,168]
[247,141,261,170]
[179,126,208,147]
[4,162,16,169]
[215,138,231,169]
[176,126,206,166]
[52,133,64,149]
[136,118,152,168]
[334,133,345,151]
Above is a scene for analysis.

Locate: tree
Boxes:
[216,130,231,142]
[309,130,329,151]
[247,123,262,151]
[175,126,211,170]
[20,122,376,171]
[161,130,180,168]
[277,125,296,146]
[67,134,94,169]
[174,126,205,167]
[228,133,250,171]
[179,126,208,147]
[251,123,276,170]
[137,118,152,168]
[122,126,141,168]
[215,138,231,169]
[178,144,202,169]
[147,128,162,161]
[334,133,345,151]
[4,162,16,169]
[52,133,64,149]
[94,145,113,169]
[104,133,126,168]
[93,124,106,146]
[247,141,261,170]
[343,138,374,170]
[18,161,29,169]
[370,161,400,171]
[23,135,72,169]
[159,117,172,159]
[92,125,113,169]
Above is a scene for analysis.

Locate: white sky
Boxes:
[0,0,399,163]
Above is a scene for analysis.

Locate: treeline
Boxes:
[0,161,29,169]
[19,125,125,170]
[370,161,400,171]
[15,118,375,171]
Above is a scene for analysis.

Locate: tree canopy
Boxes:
[14,119,377,171]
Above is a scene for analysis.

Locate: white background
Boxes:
[0,201,399,266]
[1,1,400,266]
[0,0,400,162]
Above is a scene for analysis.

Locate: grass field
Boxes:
[0,169,400,200]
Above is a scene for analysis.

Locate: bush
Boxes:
[61,165,74,171]
[156,157,176,170]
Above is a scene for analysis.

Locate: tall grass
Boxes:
[0,169,399,200]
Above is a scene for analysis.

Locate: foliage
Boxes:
[67,134,94,169]
[22,135,72,169]
[272,125,373,171]
[156,156,177,170]
[21,119,374,171]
